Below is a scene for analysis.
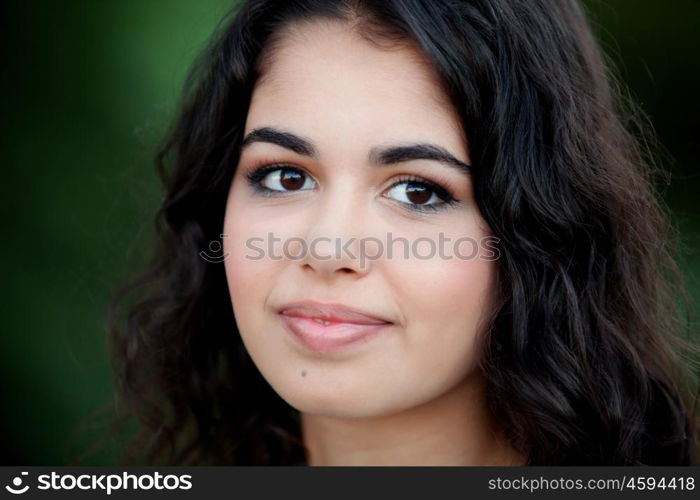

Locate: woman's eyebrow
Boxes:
[369,144,471,175]
[241,127,470,175]
[241,127,317,157]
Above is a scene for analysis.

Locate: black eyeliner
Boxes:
[245,164,459,213]
[244,163,310,196]
[387,174,459,213]
[245,163,287,184]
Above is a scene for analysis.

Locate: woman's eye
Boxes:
[259,167,316,192]
[247,167,456,212]
[385,181,449,209]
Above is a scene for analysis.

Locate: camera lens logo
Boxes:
[5,472,29,495]
[199,234,229,263]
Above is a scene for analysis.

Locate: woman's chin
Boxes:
[277,388,391,420]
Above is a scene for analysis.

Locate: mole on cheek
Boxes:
[301,370,307,377]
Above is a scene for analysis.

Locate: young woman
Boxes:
[110,0,699,465]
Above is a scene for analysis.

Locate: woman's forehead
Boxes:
[247,20,468,159]
[256,21,450,104]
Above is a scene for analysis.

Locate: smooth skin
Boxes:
[223,19,523,465]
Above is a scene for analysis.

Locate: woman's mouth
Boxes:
[277,300,394,353]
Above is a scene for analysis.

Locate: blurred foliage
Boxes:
[0,0,698,465]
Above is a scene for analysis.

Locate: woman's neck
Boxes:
[300,372,524,466]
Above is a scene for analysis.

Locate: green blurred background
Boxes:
[1,0,698,465]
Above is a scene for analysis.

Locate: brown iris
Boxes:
[280,169,305,190]
[405,182,432,205]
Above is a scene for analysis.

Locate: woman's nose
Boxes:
[297,189,371,279]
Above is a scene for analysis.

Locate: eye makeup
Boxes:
[242,160,462,213]
[245,163,315,195]
[384,174,459,213]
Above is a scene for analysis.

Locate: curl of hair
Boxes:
[109,0,699,465]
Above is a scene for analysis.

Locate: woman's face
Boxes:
[223,21,496,418]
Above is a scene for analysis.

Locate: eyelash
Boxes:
[243,162,459,213]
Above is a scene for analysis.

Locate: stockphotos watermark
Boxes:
[199,232,501,266]
[4,471,192,495]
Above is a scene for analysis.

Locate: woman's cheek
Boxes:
[223,210,276,311]
[390,240,495,355]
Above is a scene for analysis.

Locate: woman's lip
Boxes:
[277,301,393,325]
[279,314,392,353]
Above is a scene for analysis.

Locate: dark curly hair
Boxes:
[109,0,699,465]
